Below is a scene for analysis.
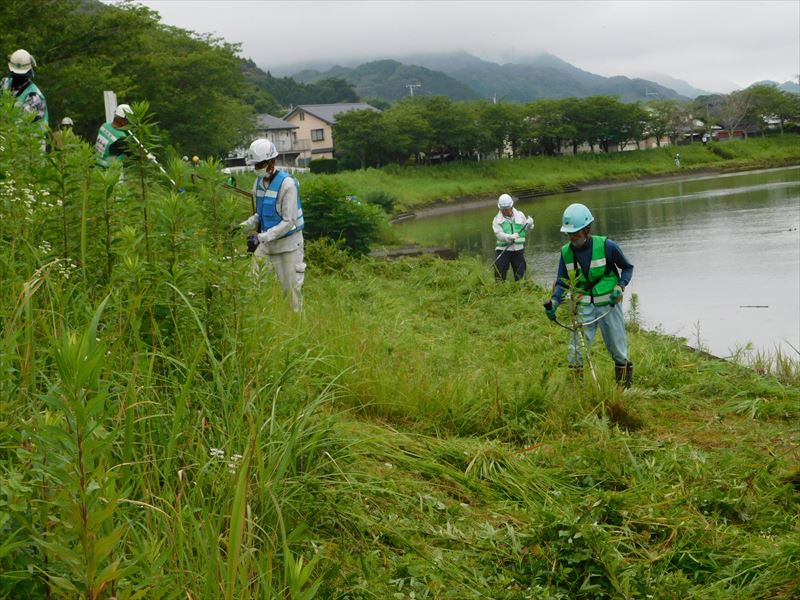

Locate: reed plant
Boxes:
[0,101,798,599]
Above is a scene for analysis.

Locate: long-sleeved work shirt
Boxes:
[551,236,634,304]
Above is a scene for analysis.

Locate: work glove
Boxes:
[246,235,260,253]
[610,285,624,304]
[544,300,558,321]
[525,216,534,230]
[146,153,156,162]
[507,233,519,243]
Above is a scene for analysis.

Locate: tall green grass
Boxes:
[297,135,800,211]
[1,98,798,598]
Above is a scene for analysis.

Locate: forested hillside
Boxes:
[241,59,359,107]
[293,59,481,101]
[1,0,280,156]
[291,52,688,103]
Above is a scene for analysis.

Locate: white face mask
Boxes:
[253,167,268,177]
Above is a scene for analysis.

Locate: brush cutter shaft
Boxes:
[191,172,253,199]
[128,133,177,187]
[550,307,612,332]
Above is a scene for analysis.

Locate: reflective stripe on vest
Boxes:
[255,170,304,239]
[561,235,619,306]
[95,123,128,167]
[497,218,527,248]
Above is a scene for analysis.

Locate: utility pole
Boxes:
[405,83,421,97]
[645,87,659,99]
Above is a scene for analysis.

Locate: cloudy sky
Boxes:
[130,0,799,92]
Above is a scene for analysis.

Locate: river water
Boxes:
[394,166,800,358]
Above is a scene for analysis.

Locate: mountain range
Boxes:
[274,51,798,104]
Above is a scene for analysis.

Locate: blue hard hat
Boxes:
[560,203,594,233]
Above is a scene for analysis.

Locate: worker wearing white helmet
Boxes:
[1,49,48,124]
[546,203,635,388]
[491,193,534,282]
[95,103,133,167]
[237,138,306,312]
[52,116,75,151]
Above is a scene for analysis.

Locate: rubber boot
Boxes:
[615,362,633,389]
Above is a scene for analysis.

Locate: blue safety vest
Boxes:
[255,170,304,238]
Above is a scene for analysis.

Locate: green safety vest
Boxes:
[2,78,48,124]
[95,122,128,167]
[497,218,528,248]
[561,235,619,306]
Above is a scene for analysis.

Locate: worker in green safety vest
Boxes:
[545,203,635,388]
[95,104,132,167]
[492,193,534,281]
[1,49,48,125]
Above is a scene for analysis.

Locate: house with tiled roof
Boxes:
[283,103,380,165]
[254,113,309,167]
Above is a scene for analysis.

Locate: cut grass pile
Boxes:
[0,101,797,598]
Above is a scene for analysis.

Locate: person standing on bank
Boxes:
[1,49,48,125]
[492,193,534,281]
[544,203,634,387]
[51,116,74,151]
[238,139,306,312]
[95,104,132,168]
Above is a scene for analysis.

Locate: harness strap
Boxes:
[572,239,612,304]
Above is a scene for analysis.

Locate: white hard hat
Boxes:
[222,168,231,174]
[8,49,35,74]
[114,104,133,118]
[245,138,278,164]
[60,117,74,126]
[497,193,514,209]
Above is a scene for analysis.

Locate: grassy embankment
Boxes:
[1,108,798,598]
[304,135,800,211]
[2,251,799,598]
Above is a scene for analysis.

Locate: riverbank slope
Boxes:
[309,135,800,212]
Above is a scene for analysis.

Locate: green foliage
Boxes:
[300,176,386,254]
[296,59,480,102]
[246,66,359,107]
[309,134,800,209]
[1,101,799,599]
[0,0,258,156]
[308,157,338,174]
[363,189,398,213]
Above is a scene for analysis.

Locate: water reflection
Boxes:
[396,167,800,357]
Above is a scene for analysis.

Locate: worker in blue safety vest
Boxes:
[237,138,306,312]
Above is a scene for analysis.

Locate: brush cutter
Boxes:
[544,299,613,384]
[127,132,181,189]
[544,299,612,332]
[491,219,533,270]
[191,172,255,212]
[190,172,260,251]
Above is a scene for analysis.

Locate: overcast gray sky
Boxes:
[129,0,799,92]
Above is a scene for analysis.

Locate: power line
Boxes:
[405,83,421,97]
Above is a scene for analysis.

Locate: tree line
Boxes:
[3,1,797,167]
[0,0,358,158]
[332,86,800,170]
